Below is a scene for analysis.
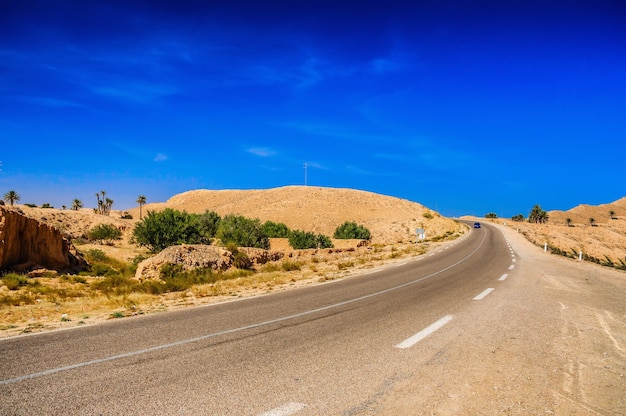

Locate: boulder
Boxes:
[135,244,233,281]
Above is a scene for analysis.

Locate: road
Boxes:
[1,222,516,415]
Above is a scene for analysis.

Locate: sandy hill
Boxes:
[548,197,626,225]
[128,186,460,244]
[478,197,626,266]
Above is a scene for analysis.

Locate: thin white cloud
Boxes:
[247,147,276,157]
[154,153,168,162]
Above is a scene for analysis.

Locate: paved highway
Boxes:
[0,221,515,415]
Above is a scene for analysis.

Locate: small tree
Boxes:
[528,204,549,224]
[136,195,147,219]
[589,217,596,227]
[566,218,572,227]
[333,221,371,240]
[609,210,617,220]
[3,190,20,206]
[88,224,122,245]
[511,214,525,222]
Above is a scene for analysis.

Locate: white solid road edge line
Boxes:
[395,315,454,349]
[259,402,306,416]
[473,288,495,300]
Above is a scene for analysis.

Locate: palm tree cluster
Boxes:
[95,190,114,215]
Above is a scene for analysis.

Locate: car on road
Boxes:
[474,222,481,228]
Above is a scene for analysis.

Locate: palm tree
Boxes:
[72,199,83,211]
[136,195,147,219]
[528,204,549,223]
[3,190,20,206]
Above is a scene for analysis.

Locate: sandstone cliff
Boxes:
[0,206,85,273]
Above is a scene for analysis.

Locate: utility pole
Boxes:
[304,162,308,186]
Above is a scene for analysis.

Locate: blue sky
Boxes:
[1,1,624,218]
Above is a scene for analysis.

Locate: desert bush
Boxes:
[1,273,29,290]
[316,234,333,249]
[262,221,291,238]
[333,221,371,240]
[485,212,497,218]
[281,261,302,271]
[82,249,133,278]
[120,211,133,219]
[216,215,269,249]
[288,230,317,249]
[511,214,525,222]
[132,209,219,252]
[24,203,37,208]
[422,211,434,219]
[84,248,108,262]
[41,203,53,209]
[91,275,136,296]
[88,224,122,245]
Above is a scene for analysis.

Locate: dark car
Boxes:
[473,222,481,228]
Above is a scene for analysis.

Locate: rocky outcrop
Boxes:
[134,244,286,281]
[0,206,85,273]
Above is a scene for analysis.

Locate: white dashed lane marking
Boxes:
[395,315,454,349]
[499,273,509,281]
[508,265,515,270]
[258,402,306,416]
[473,288,495,300]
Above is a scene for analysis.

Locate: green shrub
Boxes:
[422,211,434,219]
[316,234,333,249]
[131,209,220,253]
[216,215,269,249]
[88,224,122,244]
[262,221,291,238]
[91,275,136,296]
[1,273,29,290]
[24,203,37,208]
[288,230,317,249]
[485,212,497,219]
[41,203,53,209]
[84,249,108,262]
[333,221,371,240]
[120,211,133,219]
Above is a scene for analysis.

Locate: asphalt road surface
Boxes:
[0,222,515,415]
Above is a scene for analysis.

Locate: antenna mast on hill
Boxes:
[303,162,309,186]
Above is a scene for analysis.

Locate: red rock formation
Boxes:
[0,206,85,273]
